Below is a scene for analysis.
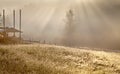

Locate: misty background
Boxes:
[0,0,120,49]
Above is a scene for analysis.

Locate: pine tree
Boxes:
[66,9,75,33]
[63,9,76,46]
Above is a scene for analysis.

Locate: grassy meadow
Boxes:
[0,44,120,74]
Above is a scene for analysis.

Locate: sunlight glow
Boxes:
[0,0,120,49]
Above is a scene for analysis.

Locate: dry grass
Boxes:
[0,44,120,74]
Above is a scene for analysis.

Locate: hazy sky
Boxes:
[0,0,75,40]
[0,0,120,48]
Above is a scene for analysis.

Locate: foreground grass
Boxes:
[0,44,120,74]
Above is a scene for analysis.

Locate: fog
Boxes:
[0,0,120,49]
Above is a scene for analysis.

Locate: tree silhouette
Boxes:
[66,9,75,32]
[63,9,77,46]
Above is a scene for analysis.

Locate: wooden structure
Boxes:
[0,9,22,41]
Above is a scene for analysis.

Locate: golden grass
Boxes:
[0,44,120,74]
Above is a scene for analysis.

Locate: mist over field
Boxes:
[0,0,120,49]
[0,1,120,74]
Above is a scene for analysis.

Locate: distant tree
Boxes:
[66,9,75,32]
[63,9,77,46]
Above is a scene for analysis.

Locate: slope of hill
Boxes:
[0,44,120,74]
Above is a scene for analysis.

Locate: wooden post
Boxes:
[13,10,15,37]
[43,40,46,44]
[19,9,22,40]
[3,9,5,31]
[3,9,6,37]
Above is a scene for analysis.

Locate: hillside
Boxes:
[0,44,120,74]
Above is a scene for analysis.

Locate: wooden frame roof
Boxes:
[0,27,22,33]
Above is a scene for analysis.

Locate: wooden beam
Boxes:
[13,10,16,37]
[19,9,22,40]
[3,9,5,31]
